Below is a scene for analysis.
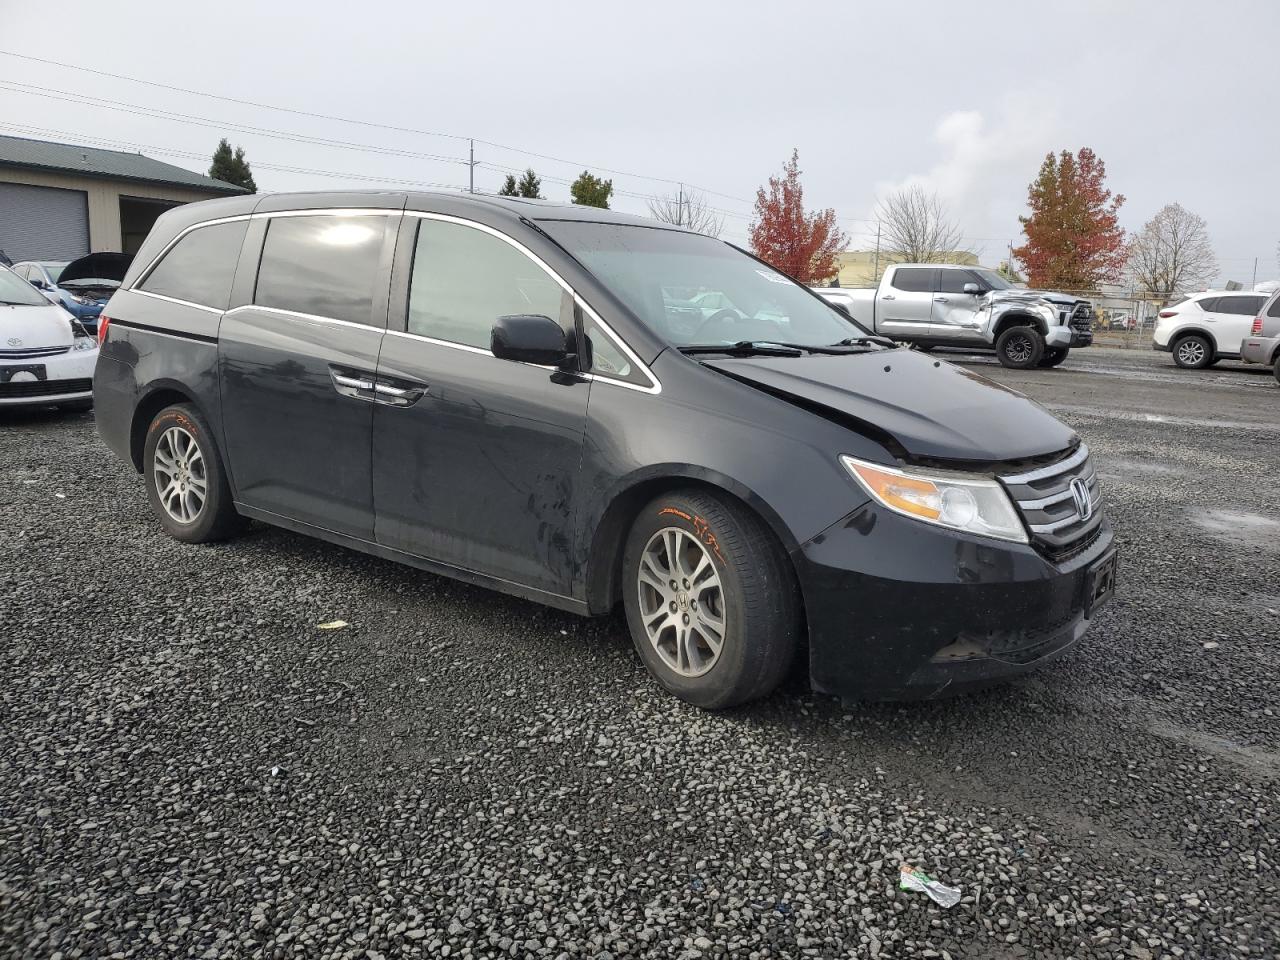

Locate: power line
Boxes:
[0,49,752,204]
[0,120,468,191]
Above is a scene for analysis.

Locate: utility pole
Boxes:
[469,139,474,194]
[678,183,685,226]
[1252,257,1258,288]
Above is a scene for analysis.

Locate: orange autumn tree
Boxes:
[1013,148,1126,290]
[749,150,847,284]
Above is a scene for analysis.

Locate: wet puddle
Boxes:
[1191,509,1280,551]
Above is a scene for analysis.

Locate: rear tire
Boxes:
[996,325,1045,369]
[1038,347,1070,368]
[143,403,243,543]
[622,488,800,709]
[1273,356,1280,386]
[1172,334,1213,369]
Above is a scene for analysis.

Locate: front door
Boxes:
[877,267,936,339]
[930,267,986,341]
[219,211,397,540]
[372,215,591,597]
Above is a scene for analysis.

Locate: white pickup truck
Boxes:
[813,263,1095,368]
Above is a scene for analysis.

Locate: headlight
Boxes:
[840,455,1028,543]
[72,336,97,352]
[69,294,91,305]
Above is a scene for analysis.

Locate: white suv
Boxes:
[1153,290,1269,368]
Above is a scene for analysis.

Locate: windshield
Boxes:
[545,223,869,348]
[40,262,67,283]
[0,267,52,306]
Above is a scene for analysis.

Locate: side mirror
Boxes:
[30,278,47,290]
[963,282,983,295]
[491,314,572,366]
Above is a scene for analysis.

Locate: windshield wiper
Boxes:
[679,341,804,357]
[836,335,897,348]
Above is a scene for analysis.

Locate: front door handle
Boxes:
[882,294,896,301]
[373,380,425,407]
[934,296,949,303]
[332,372,374,391]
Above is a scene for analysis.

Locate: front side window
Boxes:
[140,220,249,309]
[255,215,389,325]
[407,218,565,350]
[937,269,975,294]
[539,222,866,349]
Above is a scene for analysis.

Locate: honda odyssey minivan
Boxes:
[94,192,1116,708]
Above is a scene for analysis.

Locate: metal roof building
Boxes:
[0,134,248,263]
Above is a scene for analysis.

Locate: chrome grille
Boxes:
[1000,444,1103,554]
[0,345,71,358]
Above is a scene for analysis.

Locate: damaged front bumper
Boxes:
[795,503,1115,701]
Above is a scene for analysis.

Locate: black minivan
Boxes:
[94,191,1116,708]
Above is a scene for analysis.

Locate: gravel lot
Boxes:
[2,347,1277,959]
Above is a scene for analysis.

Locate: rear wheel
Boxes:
[996,325,1045,369]
[622,489,800,709]
[1038,347,1070,368]
[143,403,243,543]
[1273,355,1280,386]
[1172,334,1213,369]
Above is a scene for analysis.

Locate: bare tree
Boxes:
[1126,203,1217,302]
[647,187,724,238]
[875,186,965,264]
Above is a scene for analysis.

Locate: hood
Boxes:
[0,301,76,348]
[991,288,1082,306]
[58,252,133,285]
[702,349,1076,463]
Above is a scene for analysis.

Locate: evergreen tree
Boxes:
[569,170,612,208]
[516,168,543,199]
[208,138,257,192]
[498,174,520,196]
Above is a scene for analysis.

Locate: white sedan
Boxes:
[0,263,98,410]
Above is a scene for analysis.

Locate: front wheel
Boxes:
[143,403,244,543]
[1172,334,1213,369]
[1038,347,1070,368]
[622,489,800,709]
[995,326,1045,369]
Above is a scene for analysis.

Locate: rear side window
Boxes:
[1268,295,1280,318]
[255,215,389,325]
[407,218,565,350]
[139,220,249,310]
[891,268,933,292]
[1217,295,1265,316]
[1196,297,1219,312]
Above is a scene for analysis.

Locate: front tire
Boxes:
[996,325,1045,369]
[143,403,243,543]
[622,489,800,709]
[1172,334,1214,369]
[1038,347,1070,368]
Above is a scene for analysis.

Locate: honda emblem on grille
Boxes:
[1069,477,1092,521]
[6,337,21,347]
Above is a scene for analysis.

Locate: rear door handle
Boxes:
[374,379,425,406]
[881,294,896,301]
[934,296,949,303]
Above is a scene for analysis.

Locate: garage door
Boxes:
[0,182,90,262]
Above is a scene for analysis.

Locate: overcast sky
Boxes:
[3,0,1277,285]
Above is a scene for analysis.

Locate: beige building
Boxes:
[827,250,982,288]
[0,134,246,263]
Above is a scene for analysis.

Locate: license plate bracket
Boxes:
[0,364,47,383]
[1085,549,1118,616]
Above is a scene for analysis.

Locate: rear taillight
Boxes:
[1158,310,1177,318]
[97,314,111,345]
[1252,316,1264,335]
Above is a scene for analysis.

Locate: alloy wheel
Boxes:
[1005,333,1034,364]
[1176,339,1206,366]
[153,426,207,524]
[636,527,727,678]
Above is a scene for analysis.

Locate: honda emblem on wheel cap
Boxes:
[1069,477,1092,521]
